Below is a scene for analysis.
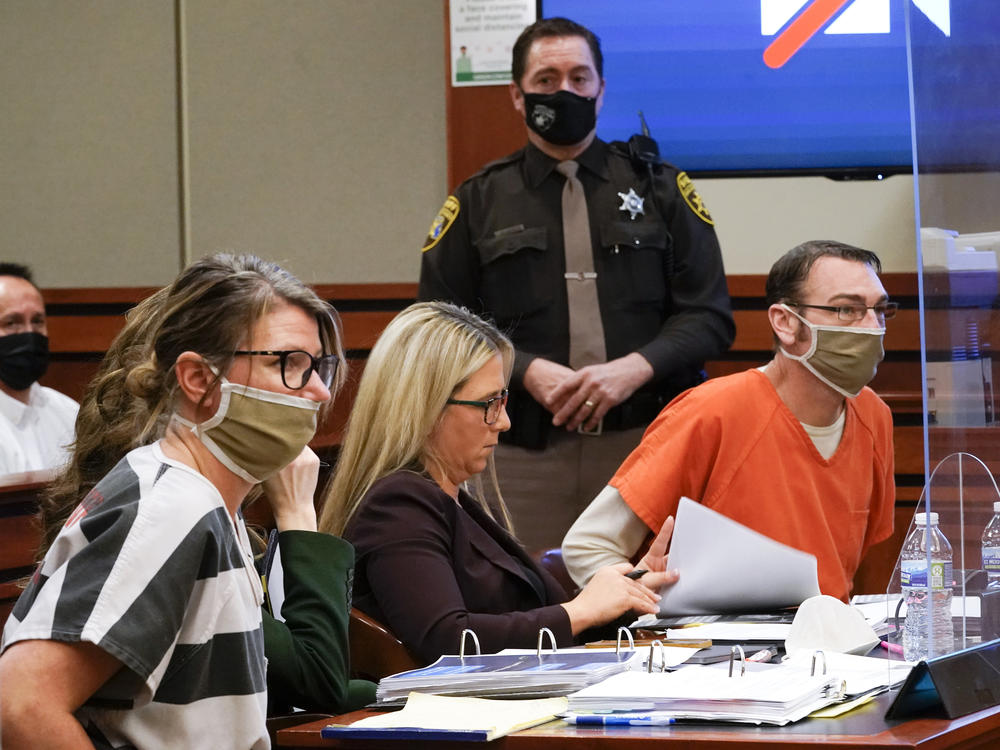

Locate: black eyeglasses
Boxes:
[792,302,899,322]
[233,350,339,389]
[446,388,509,425]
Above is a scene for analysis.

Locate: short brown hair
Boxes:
[511,17,603,87]
[765,240,883,306]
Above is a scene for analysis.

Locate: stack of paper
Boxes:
[781,651,913,698]
[323,693,567,741]
[375,649,640,706]
[567,664,844,725]
[663,622,793,642]
[652,497,821,616]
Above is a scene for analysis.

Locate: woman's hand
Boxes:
[560,561,675,635]
[262,447,321,532]
[559,516,680,635]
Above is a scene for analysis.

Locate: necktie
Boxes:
[556,160,607,369]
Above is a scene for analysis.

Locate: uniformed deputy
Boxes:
[418,17,735,552]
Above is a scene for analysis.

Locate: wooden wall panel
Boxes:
[853,506,913,594]
[30,274,951,596]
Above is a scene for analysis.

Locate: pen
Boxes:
[563,715,676,726]
[625,569,648,580]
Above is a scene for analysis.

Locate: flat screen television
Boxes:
[540,0,1000,178]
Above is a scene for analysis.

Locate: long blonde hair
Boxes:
[40,253,345,555]
[319,301,513,536]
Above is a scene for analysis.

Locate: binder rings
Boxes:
[564,646,846,726]
[374,627,640,706]
[567,660,845,725]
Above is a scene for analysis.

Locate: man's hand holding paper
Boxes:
[654,497,821,616]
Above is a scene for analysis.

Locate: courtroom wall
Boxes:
[1,1,182,286]
[8,1,992,287]
[3,0,448,288]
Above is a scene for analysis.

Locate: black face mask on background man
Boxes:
[522,90,597,146]
[0,331,49,391]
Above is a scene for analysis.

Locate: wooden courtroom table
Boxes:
[276,691,1000,749]
[0,473,53,627]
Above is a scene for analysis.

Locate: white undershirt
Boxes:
[802,407,846,461]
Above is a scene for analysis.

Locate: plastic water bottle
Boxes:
[983,501,1000,590]
[900,512,954,662]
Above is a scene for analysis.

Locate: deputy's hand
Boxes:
[262,446,320,532]
[522,357,577,415]
[550,353,654,431]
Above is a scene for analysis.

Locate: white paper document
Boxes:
[664,623,793,642]
[781,651,913,697]
[568,663,843,725]
[657,497,821,615]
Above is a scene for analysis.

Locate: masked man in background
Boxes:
[419,17,734,551]
[0,262,79,476]
[563,241,896,602]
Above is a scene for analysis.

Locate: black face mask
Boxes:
[0,331,49,391]
[521,90,597,146]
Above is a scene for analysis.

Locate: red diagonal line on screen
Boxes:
[763,0,853,69]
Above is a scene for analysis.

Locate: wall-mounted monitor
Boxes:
[540,1,999,178]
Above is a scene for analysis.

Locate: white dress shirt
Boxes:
[0,383,79,476]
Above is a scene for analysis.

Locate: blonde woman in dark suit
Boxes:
[319,301,677,664]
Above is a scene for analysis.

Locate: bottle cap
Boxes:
[914,512,939,525]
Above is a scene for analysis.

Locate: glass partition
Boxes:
[887,2,1000,661]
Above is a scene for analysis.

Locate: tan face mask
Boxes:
[176,376,320,483]
[779,304,885,398]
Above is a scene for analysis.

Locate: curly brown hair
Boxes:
[38,253,345,556]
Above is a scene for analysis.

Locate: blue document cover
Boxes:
[321,725,490,742]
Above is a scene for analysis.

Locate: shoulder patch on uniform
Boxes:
[422,195,460,252]
[676,172,714,226]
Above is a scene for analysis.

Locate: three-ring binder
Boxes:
[373,626,645,707]
[616,626,635,653]
[457,626,641,660]
[536,627,557,657]
[729,645,746,677]
[811,649,826,676]
[459,628,480,658]
[647,640,667,673]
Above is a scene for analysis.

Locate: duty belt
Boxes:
[577,392,666,436]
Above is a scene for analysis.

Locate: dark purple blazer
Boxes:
[345,470,573,664]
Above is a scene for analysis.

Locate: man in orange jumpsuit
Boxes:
[563,240,896,602]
